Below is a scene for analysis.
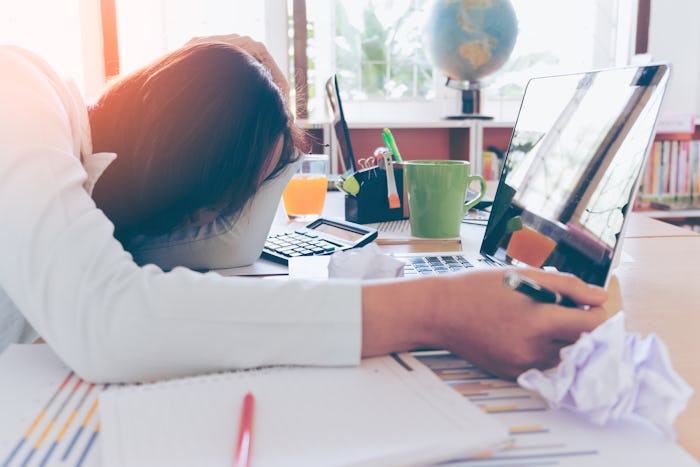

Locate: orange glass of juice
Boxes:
[282,154,328,221]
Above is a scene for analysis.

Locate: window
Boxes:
[303,0,441,120]
[0,0,640,122]
[482,0,636,120]
[330,0,433,100]
[110,0,290,93]
[303,0,639,122]
[115,0,265,73]
[0,0,103,98]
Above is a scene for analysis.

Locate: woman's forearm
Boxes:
[361,277,444,357]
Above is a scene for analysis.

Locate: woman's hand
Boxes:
[434,268,609,379]
[186,34,290,100]
[362,268,609,380]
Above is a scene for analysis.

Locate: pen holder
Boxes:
[339,166,408,224]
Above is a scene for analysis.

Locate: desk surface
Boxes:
[614,236,700,458]
[625,213,700,238]
[315,191,700,460]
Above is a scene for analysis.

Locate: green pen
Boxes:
[382,128,403,163]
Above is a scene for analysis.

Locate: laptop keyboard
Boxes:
[402,255,474,276]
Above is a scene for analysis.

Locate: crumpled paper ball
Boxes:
[327,243,404,279]
[517,312,693,439]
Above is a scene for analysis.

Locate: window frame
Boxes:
[91,0,649,120]
[298,0,646,123]
[95,0,289,93]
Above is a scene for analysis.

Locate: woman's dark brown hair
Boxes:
[90,42,304,242]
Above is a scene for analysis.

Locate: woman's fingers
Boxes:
[543,305,608,342]
[519,269,608,307]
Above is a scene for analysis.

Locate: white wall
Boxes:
[648,0,700,115]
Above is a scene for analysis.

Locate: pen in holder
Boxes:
[379,150,401,209]
[336,160,408,224]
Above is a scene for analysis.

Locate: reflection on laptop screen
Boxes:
[480,64,670,286]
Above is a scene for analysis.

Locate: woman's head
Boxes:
[90,42,304,241]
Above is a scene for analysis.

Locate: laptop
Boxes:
[292,64,671,287]
[325,74,357,174]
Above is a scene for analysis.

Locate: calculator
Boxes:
[262,217,378,265]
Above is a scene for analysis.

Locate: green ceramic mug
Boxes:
[403,160,487,238]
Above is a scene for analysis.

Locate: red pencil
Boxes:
[234,392,255,467]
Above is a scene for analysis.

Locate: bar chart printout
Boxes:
[413,350,698,467]
[0,346,104,467]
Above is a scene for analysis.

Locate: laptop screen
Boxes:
[480,63,670,286]
[325,75,356,174]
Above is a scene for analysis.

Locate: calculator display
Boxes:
[311,223,364,242]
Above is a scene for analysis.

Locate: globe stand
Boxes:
[444,78,493,120]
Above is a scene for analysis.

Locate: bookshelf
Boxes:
[634,115,700,232]
[298,119,514,177]
[344,120,479,167]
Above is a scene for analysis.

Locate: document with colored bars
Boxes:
[412,350,697,466]
[0,345,697,466]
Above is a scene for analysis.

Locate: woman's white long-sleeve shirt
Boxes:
[0,46,362,383]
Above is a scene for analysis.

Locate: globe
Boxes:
[423,0,518,117]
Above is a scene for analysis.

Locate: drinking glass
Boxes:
[282,154,329,221]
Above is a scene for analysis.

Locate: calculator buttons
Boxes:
[263,231,341,262]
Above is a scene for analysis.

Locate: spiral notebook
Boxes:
[98,354,508,467]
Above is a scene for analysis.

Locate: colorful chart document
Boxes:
[413,350,698,466]
[0,345,105,467]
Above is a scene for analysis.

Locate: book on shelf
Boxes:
[636,113,699,211]
[637,138,700,211]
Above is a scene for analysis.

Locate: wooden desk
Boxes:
[321,190,700,459]
[613,236,700,459]
[626,213,700,238]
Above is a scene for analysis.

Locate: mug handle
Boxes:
[463,175,487,213]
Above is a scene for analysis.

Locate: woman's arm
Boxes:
[0,47,361,383]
